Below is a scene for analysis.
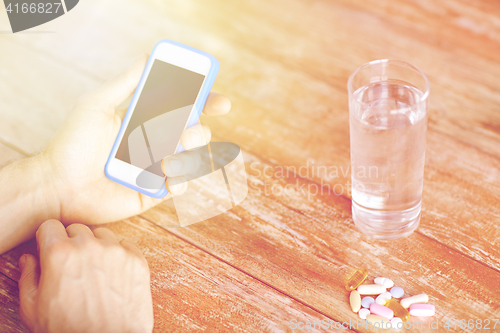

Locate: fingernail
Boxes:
[19,255,26,270]
[166,158,183,175]
[188,131,203,147]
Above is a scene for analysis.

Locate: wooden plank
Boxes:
[0,274,29,333]
[0,240,37,283]
[142,149,500,333]
[0,38,98,154]
[0,1,499,332]
[21,0,498,157]
[4,0,498,270]
[94,218,343,332]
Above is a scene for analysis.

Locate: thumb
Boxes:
[18,254,40,332]
[79,53,149,112]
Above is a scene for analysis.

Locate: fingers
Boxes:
[79,54,149,112]
[66,224,120,245]
[115,94,134,121]
[162,151,201,177]
[36,220,68,256]
[66,224,94,238]
[201,124,211,143]
[180,123,211,150]
[119,240,146,262]
[93,228,119,243]
[203,93,231,116]
[166,176,188,196]
[18,254,40,333]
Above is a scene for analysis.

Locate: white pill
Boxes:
[357,284,386,295]
[400,293,429,309]
[390,286,404,298]
[390,317,403,329]
[375,292,392,305]
[358,308,370,320]
[409,303,435,317]
[374,277,394,288]
[361,296,375,308]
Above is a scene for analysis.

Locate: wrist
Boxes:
[33,152,61,223]
[0,154,61,254]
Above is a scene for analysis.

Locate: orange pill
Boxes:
[385,299,410,322]
[345,268,368,291]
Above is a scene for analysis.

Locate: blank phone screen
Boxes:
[115,60,205,177]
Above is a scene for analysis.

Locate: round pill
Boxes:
[358,308,370,320]
[376,292,392,305]
[390,286,404,298]
[390,317,403,329]
[361,296,375,308]
[374,277,394,288]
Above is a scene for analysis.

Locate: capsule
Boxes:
[409,303,435,317]
[366,314,391,328]
[385,299,410,322]
[400,293,428,309]
[370,303,394,320]
[357,284,386,295]
[345,268,368,291]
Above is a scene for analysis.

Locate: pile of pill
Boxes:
[346,268,435,327]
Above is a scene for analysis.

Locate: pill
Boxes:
[358,308,370,319]
[385,299,410,322]
[370,303,394,320]
[400,293,428,309]
[366,314,391,327]
[357,284,386,295]
[390,317,403,329]
[375,292,392,305]
[390,286,404,298]
[361,296,375,308]
[345,268,368,291]
[350,290,361,313]
[409,303,435,317]
[374,277,394,288]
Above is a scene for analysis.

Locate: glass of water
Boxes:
[348,60,430,240]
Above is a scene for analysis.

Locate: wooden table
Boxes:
[1,0,499,331]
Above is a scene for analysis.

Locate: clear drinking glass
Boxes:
[348,60,430,240]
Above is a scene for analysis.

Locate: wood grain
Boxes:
[95,218,345,332]
[0,0,499,332]
[0,274,29,333]
[142,147,500,333]
[4,0,498,270]
[0,218,346,332]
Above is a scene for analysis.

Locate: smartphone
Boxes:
[105,40,219,198]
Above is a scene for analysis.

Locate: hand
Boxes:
[42,54,231,225]
[18,220,153,333]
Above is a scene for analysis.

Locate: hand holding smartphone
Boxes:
[105,40,219,198]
